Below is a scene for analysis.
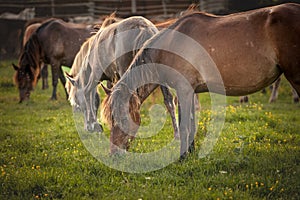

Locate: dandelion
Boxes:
[208,187,212,191]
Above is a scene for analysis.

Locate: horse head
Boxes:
[12,62,37,103]
[66,73,103,133]
[101,83,141,154]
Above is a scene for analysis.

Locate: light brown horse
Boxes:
[66,16,178,138]
[101,3,300,158]
[13,18,92,102]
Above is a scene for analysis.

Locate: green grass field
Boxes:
[0,60,299,199]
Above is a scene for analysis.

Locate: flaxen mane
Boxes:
[66,13,120,98]
[101,83,141,128]
[65,34,96,95]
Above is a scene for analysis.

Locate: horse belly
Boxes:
[205,44,281,96]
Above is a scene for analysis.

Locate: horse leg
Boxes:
[177,90,194,160]
[239,96,249,103]
[58,66,68,100]
[292,88,299,103]
[41,63,49,89]
[160,86,179,139]
[188,93,196,153]
[194,94,201,111]
[269,77,281,103]
[282,68,300,102]
[50,63,60,100]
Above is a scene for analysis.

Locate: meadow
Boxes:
[0,60,299,199]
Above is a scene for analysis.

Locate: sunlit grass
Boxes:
[0,60,299,199]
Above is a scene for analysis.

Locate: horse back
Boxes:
[36,19,91,66]
[149,3,300,94]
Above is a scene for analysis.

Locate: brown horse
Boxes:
[101,3,300,158]
[13,18,92,102]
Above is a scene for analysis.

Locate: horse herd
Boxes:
[13,3,300,159]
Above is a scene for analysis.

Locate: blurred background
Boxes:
[1,0,300,60]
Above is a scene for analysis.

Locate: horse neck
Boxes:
[137,83,159,102]
[120,64,159,103]
[21,33,42,71]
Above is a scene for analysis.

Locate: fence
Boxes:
[0,0,230,59]
[0,0,202,20]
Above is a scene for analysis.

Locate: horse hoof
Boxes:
[179,152,188,162]
[50,97,57,100]
[294,98,299,103]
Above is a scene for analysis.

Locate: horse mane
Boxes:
[101,12,121,29]
[101,83,141,128]
[66,34,96,100]
[15,31,41,87]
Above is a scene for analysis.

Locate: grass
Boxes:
[0,60,299,199]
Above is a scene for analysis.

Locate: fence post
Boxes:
[131,0,137,14]
[162,0,167,17]
[88,1,95,20]
[51,0,56,17]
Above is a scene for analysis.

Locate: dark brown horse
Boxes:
[13,18,92,102]
[101,3,300,158]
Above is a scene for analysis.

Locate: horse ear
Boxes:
[101,83,111,95]
[12,63,19,71]
[65,72,77,87]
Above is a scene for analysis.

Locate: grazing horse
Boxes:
[101,3,300,158]
[13,18,92,102]
[66,16,179,138]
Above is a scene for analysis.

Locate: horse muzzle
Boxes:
[85,121,103,133]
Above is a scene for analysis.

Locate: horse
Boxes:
[240,76,299,103]
[66,16,179,139]
[13,18,92,102]
[101,3,300,158]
